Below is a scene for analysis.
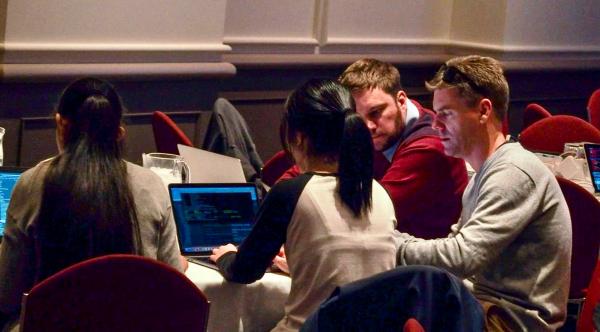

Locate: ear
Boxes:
[55,113,69,151]
[294,132,307,150]
[395,90,408,107]
[55,113,70,137]
[478,98,494,124]
[55,113,68,130]
[117,126,126,141]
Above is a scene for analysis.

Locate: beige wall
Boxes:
[2,0,599,70]
[449,0,600,59]
[0,0,598,166]
[450,0,507,48]
[1,0,231,68]
[504,0,600,51]
[223,0,600,61]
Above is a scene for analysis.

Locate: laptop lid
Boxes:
[0,167,28,240]
[584,143,600,193]
[168,183,259,256]
[177,144,246,183]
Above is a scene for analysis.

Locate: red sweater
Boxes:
[277,104,467,239]
[375,105,467,239]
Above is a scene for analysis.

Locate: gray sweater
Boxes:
[0,159,182,330]
[395,142,571,331]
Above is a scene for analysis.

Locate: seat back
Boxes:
[261,150,294,187]
[588,88,600,131]
[403,318,426,332]
[556,177,600,299]
[519,115,600,154]
[20,254,209,332]
[152,111,194,155]
[301,265,484,332]
[522,103,552,130]
[577,260,600,332]
[502,113,510,137]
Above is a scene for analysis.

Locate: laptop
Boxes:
[0,167,28,242]
[168,183,260,269]
[584,143,600,197]
[177,144,246,183]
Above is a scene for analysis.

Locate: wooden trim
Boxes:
[1,63,236,82]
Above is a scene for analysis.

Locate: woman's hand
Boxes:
[210,243,238,262]
[272,246,289,274]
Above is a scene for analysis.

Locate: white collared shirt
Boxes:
[383,99,419,162]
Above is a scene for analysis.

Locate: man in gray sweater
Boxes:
[394,55,571,331]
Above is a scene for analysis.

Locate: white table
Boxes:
[185,262,291,332]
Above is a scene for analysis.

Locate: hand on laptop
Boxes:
[210,243,238,262]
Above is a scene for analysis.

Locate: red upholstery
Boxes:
[588,88,600,131]
[556,177,600,299]
[522,103,552,130]
[519,115,600,154]
[261,150,294,187]
[403,318,425,332]
[577,260,600,332]
[152,111,193,155]
[20,254,210,332]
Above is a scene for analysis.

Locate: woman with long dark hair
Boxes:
[0,78,182,330]
[210,79,397,331]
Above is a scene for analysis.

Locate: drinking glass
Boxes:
[142,153,190,188]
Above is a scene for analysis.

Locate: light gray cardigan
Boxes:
[395,143,572,331]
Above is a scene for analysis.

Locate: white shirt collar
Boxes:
[382,99,419,162]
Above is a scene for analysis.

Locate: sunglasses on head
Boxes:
[440,64,487,96]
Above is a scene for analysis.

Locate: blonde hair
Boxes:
[426,55,509,121]
[339,58,402,96]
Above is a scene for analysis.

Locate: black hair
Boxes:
[282,79,373,216]
[35,77,141,281]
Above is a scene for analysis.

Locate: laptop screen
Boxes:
[169,183,259,255]
[0,167,27,238]
[584,143,600,193]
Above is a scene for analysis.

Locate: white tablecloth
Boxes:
[185,262,291,332]
[536,154,598,196]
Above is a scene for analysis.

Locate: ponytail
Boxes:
[35,78,140,281]
[338,113,373,216]
[284,79,374,217]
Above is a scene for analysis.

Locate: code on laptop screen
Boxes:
[170,186,259,253]
[0,170,24,237]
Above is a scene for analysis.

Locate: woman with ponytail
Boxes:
[0,78,182,330]
[211,79,397,331]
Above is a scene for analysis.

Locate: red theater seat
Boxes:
[587,88,600,131]
[261,150,294,187]
[577,260,600,332]
[152,111,193,155]
[556,177,600,300]
[20,254,210,332]
[519,115,600,154]
[522,103,552,130]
